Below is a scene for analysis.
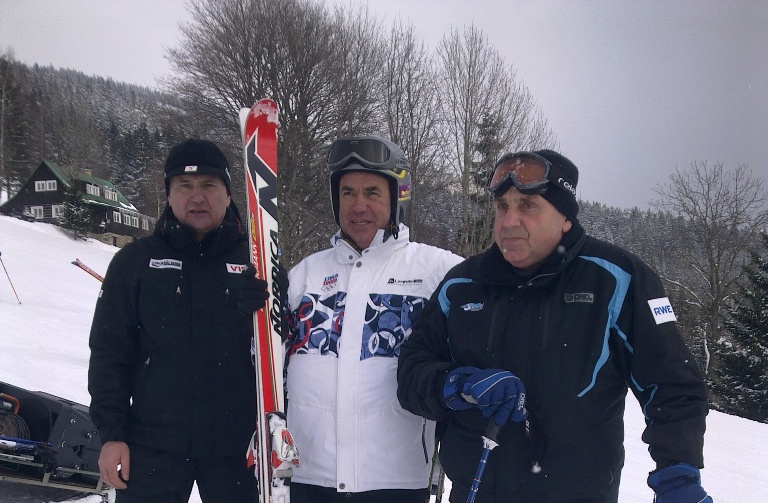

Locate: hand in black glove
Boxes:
[443,366,527,425]
[238,264,270,315]
[647,463,712,503]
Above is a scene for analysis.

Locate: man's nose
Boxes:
[500,208,522,227]
[350,194,368,211]
[189,185,206,200]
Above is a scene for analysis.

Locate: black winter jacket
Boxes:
[397,223,708,503]
[88,203,257,457]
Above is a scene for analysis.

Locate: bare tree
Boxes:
[381,20,450,243]
[435,25,557,256]
[653,161,768,374]
[164,0,387,267]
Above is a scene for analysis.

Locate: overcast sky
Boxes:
[1,0,766,210]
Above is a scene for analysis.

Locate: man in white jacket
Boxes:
[285,136,463,503]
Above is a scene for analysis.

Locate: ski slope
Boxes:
[1,215,765,502]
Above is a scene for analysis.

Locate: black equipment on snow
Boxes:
[0,381,107,496]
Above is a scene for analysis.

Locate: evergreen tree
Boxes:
[711,232,768,423]
[60,179,92,240]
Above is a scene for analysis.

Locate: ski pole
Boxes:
[466,419,502,503]
[0,251,21,304]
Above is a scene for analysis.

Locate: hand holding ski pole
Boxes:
[443,366,528,425]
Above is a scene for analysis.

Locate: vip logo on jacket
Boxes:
[226,263,248,273]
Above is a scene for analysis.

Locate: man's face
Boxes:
[493,186,572,271]
[167,174,230,241]
[338,171,391,250]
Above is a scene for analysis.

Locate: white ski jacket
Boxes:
[285,225,462,493]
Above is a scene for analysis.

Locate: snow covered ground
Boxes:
[1,214,766,502]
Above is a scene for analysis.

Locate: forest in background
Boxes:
[2,0,766,423]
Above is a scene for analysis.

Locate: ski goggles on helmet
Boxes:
[487,151,553,197]
[327,137,405,172]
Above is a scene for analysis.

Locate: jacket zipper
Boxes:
[539,294,552,351]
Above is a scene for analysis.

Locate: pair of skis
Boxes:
[240,99,299,503]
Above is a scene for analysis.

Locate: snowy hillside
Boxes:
[1,215,766,502]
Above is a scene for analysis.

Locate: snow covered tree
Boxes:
[711,232,768,423]
[60,180,92,240]
[653,161,768,375]
[435,24,557,256]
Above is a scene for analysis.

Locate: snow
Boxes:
[1,214,766,502]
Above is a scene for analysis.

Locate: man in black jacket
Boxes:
[88,139,269,503]
[397,150,712,503]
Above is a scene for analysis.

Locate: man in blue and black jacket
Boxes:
[397,149,712,503]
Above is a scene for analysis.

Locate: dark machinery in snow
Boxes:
[0,381,108,496]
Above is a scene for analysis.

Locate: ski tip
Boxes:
[252,98,279,127]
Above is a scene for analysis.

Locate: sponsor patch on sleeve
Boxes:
[648,297,677,325]
[226,263,248,274]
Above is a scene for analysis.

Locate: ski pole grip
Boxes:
[484,419,501,443]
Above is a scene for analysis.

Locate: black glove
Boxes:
[238,264,270,315]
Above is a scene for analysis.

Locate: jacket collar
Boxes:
[478,221,586,287]
[154,202,245,257]
[332,224,410,264]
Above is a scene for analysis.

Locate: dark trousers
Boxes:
[114,444,257,503]
[448,477,621,503]
[291,482,430,503]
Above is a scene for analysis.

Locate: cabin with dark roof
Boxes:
[0,161,156,246]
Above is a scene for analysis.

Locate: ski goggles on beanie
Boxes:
[487,151,555,197]
[487,151,578,199]
[326,136,409,172]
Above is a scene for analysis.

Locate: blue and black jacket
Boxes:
[397,222,708,503]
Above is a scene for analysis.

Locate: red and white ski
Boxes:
[71,258,104,282]
[240,99,298,503]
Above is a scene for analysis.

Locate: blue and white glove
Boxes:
[443,366,527,426]
[647,463,713,503]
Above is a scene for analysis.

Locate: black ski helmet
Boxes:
[327,136,412,236]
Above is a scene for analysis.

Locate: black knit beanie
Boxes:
[164,139,231,195]
[533,149,579,221]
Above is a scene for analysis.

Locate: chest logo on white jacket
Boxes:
[387,277,424,286]
[321,274,338,292]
